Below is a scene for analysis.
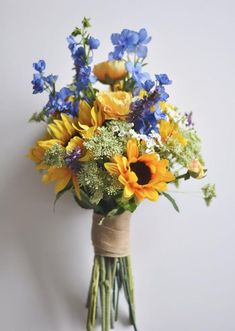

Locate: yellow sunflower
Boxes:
[104,140,175,201]
[29,114,88,197]
[72,100,104,138]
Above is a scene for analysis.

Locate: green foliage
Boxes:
[117,196,138,213]
[201,183,216,206]
[82,17,91,28]
[29,110,47,123]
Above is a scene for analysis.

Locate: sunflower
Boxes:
[29,114,88,197]
[104,139,175,201]
[72,100,104,138]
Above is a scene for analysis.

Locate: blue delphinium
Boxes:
[44,87,77,117]
[126,61,150,88]
[109,28,151,60]
[155,74,172,85]
[67,34,99,96]
[31,60,58,94]
[88,36,100,50]
[33,60,46,73]
[32,73,45,94]
[67,35,86,66]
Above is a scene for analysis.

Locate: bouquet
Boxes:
[28,18,216,331]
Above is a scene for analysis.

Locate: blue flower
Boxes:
[128,90,167,135]
[109,28,151,60]
[31,73,45,94]
[88,36,100,49]
[126,61,150,93]
[155,73,172,85]
[142,79,155,92]
[33,60,46,73]
[45,87,77,117]
[67,35,86,66]
[76,66,91,93]
[155,85,169,101]
[45,74,58,86]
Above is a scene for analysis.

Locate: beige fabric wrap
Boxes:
[92,211,131,257]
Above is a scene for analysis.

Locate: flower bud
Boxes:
[187,159,204,179]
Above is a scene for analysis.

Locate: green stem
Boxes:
[86,257,100,331]
[120,258,138,331]
[100,256,106,331]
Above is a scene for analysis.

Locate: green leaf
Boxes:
[29,110,46,123]
[53,186,71,211]
[161,192,180,213]
[71,27,82,37]
[117,196,138,213]
[73,189,94,209]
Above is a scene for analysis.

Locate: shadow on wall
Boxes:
[0,156,93,329]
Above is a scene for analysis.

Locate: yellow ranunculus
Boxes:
[96,91,132,120]
[187,159,204,179]
[93,61,127,84]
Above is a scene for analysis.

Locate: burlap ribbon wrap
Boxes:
[91,211,131,257]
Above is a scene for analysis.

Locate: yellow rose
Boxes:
[96,91,132,120]
[93,61,127,84]
[187,159,204,179]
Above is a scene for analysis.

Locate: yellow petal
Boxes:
[38,139,62,150]
[144,189,159,201]
[127,139,139,161]
[123,185,134,199]
[72,174,81,200]
[104,163,120,175]
[61,114,75,136]
[55,175,71,193]
[66,136,83,152]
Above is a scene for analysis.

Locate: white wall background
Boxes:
[0,1,234,330]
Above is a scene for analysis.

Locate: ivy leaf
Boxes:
[161,192,180,213]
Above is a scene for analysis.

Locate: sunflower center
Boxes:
[130,161,151,185]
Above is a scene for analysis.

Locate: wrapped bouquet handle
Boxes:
[92,212,131,257]
[87,212,137,331]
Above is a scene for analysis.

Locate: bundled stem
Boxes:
[86,256,137,331]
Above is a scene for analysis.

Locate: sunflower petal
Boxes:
[123,185,134,199]
[104,162,120,175]
[61,113,75,136]
[72,174,81,199]
[127,139,139,161]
